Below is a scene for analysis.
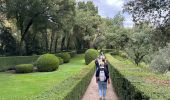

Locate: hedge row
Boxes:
[34,61,95,100]
[0,55,39,71]
[0,51,76,72]
[106,54,170,100]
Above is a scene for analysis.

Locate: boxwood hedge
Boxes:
[15,64,34,73]
[0,55,39,71]
[34,61,95,100]
[106,54,170,100]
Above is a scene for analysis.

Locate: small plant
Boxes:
[85,49,99,65]
[36,54,59,72]
[15,64,34,73]
[58,57,64,65]
[58,52,71,63]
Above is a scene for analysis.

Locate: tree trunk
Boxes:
[50,30,55,53]
[54,36,59,53]
[61,36,66,51]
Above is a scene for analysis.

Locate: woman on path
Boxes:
[96,61,110,100]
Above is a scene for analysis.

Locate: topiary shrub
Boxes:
[36,54,59,72]
[58,57,64,65]
[58,52,71,63]
[15,64,34,73]
[85,49,99,65]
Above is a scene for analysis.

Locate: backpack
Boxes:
[99,68,106,81]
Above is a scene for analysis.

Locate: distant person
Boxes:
[96,61,110,100]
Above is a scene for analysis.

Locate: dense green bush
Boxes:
[58,57,64,65]
[0,55,39,71]
[36,54,59,72]
[34,61,95,100]
[150,43,170,73]
[15,64,34,73]
[85,49,98,65]
[57,52,71,63]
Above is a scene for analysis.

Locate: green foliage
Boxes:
[15,64,33,73]
[58,57,64,65]
[106,54,170,100]
[36,54,59,72]
[150,43,170,73]
[0,27,17,55]
[58,52,71,63]
[125,24,152,65]
[34,61,95,100]
[124,0,169,26]
[0,55,39,71]
[0,55,86,100]
[74,1,101,49]
[85,49,98,65]
[124,0,170,49]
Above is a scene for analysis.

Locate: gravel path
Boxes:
[81,74,118,100]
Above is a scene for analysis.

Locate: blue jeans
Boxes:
[98,81,107,97]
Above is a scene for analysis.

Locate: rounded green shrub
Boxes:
[15,64,34,73]
[58,52,71,63]
[58,57,64,65]
[36,54,59,72]
[85,49,99,65]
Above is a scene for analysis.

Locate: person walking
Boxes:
[96,61,110,100]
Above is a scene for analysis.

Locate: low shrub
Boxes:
[0,55,39,71]
[34,61,95,100]
[57,52,71,63]
[36,54,59,72]
[150,44,170,73]
[85,49,99,65]
[58,57,64,65]
[15,64,34,73]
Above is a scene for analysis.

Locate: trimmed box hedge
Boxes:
[106,54,170,100]
[15,64,34,73]
[34,61,95,100]
[0,55,39,71]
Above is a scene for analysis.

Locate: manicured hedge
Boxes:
[36,54,59,72]
[15,64,34,73]
[58,57,64,65]
[106,54,170,100]
[0,55,39,71]
[85,49,99,65]
[34,61,95,100]
[57,52,71,63]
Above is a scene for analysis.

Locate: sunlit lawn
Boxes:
[0,54,85,100]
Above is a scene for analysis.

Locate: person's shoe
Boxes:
[103,97,106,100]
[99,97,102,100]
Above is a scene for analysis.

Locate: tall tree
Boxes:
[124,0,170,48]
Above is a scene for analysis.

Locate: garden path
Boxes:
[81,74,118,100]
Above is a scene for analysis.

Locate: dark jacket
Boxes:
[96,67,109,82]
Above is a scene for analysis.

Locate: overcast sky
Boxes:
[77,0,134,28]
